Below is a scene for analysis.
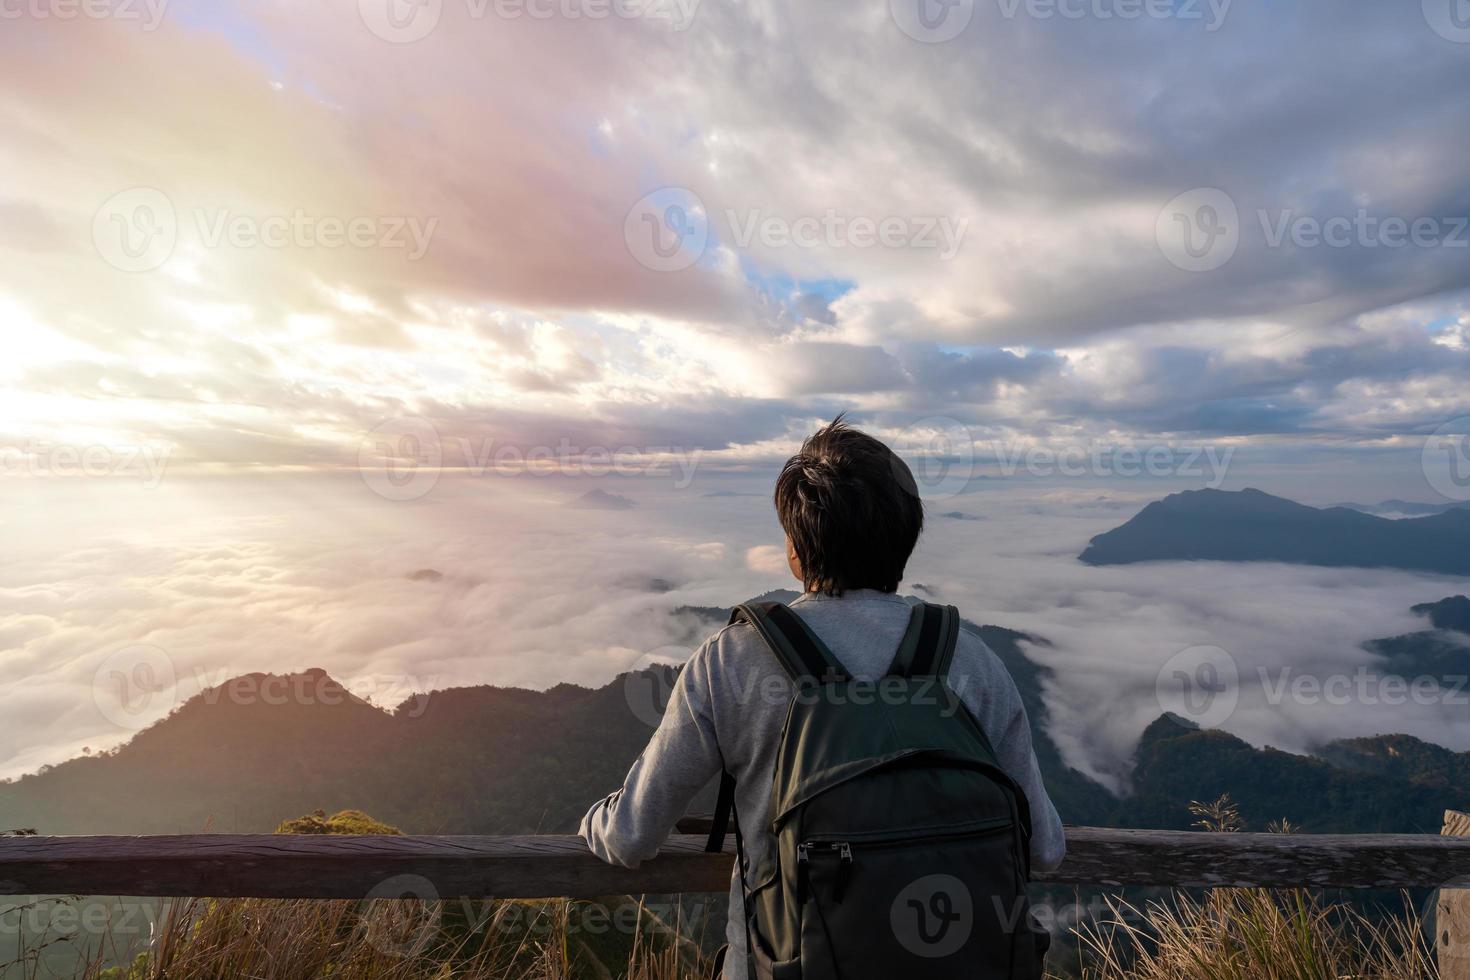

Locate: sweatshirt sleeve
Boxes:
[949,635,1067,872]
[579,644,724,868]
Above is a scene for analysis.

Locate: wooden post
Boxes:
[1441,810,1470,979]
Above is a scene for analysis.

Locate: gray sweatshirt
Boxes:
[579,589,1066,978]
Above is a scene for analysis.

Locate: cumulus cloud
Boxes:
[2,0,1468,473]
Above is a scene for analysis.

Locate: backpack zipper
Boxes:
[797,841,853,901]
[797,818,1012,904]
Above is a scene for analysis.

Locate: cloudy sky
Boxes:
[3,0,1469,470]
[3,0,1470,781]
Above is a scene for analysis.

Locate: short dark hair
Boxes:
[774,415,924,596]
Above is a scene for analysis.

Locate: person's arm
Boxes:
[579,645,723,868]
[950,636,1067,872]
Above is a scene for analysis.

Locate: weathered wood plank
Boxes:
[1441,810,1470,980]
[684,817,1470,890]
[3,828,1470,899]
[0,834,736,899]
[1037,826,1470,890]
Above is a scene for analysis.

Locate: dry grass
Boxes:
[31,894,714,980]
[35,886,1434,980]
[1068,797,1439,980]
[1070,887,1437,980]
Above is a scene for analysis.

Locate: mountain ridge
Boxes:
[1080,487,1470,574]
[6,596,1468,837]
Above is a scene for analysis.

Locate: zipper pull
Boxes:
[797,843,810,905]
[833,842,853,903]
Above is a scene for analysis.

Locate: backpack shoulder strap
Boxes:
[886,601,960,678]
[728,601,847,683]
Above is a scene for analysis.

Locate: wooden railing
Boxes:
[3,815,1469,971]
[3,824,1469,898]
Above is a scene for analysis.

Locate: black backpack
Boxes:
[705,600,1049,980]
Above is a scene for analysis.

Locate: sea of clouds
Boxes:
[4,456,1468,791]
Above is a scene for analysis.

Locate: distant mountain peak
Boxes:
[1080,488,1470,574]
[1139,711,1202,746]
[1410,595,1470,633]
[568,488,636,510]
[186,667,378,714]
